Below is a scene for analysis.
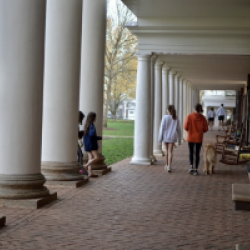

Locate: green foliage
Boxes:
[103,138,133,166]
[103,120,134,136]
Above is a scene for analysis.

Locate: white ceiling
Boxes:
[122,0,250,18]
[158,54,250,90]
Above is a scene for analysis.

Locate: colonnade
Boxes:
[0,0,107,200]
[131,55,200,165]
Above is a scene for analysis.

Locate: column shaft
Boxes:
[162,65,171,116]
[0,0,50,199]
[183,81,188,140]
[149,56,158,163]
[168,71,176,105]
[130,55,152,165]
[153,60,164,155]
[174,74,181,110]
[178,78,183,138]
[41,0,83,181]
[79,0,107,170]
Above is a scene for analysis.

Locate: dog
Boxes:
[203,143,217,175]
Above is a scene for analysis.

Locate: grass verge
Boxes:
[103,120,134,136]
[103,138,133,166]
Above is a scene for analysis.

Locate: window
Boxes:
[129,111,134,115]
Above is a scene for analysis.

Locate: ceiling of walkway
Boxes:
[122,0,250,90]
[122,0,250,18]
[158,54,250,90]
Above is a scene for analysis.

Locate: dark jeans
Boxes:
[188,142,202,169]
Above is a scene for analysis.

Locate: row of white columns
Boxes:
[0,0,107,199]
[131,56,200,166]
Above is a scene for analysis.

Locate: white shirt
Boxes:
[207,110,216,118]
[158,115,182,144]
[216,107,227,117]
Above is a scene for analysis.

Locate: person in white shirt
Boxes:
[207,108,216,131]
[216,104,227,131]
[158,105,182,172]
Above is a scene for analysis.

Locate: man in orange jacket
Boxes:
[184,104,208,176]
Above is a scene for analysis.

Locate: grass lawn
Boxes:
[102,120,134,165]
[103,138,133,166]
[103,120,134,136]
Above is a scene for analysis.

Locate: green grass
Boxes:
[103,138,133,166]
[103,120,134,136]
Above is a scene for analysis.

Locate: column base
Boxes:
[150,155,157,164]
[0,174,50,199]
[92,166,112,176]
[153,150,164,156]
[46,176,89,188]
[0,216,6,228]
[41,161,83,181]
[0,192,57,209]
[130,157,152,166]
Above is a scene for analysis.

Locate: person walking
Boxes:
[207,108,216,131]
[80,112,101,177]
[216,104,227,130]
[184,104,208,176]
[158,105,182,172]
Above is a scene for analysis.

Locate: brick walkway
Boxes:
[0,131,250,250]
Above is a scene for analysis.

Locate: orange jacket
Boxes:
[184,113,208,143]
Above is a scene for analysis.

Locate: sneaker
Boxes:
[167,166,172,172]
[164,165,168,171]
[188,167,194,174]
[193,170,198,176]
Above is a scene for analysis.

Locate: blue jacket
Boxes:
[84,124,102,152]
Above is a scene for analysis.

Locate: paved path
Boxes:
[0,131,250,249]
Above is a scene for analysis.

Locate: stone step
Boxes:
[236,244,250,250]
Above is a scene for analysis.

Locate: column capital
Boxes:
[151,54,158,62]
[162,64,171,74]
[137,54,152,61]
[169,70,177,76]
[175,74,182,80]
[155,59,164,70]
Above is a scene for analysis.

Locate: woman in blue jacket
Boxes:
[79,112,102,177]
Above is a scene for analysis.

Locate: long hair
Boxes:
[84,112,96,135]
[79,111,85,125]
[167,105,177,120]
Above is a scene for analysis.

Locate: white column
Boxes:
[41,0,83,181]
[80,0,107,170]
[168,70,176,105]
[153,60,164,155]
[162,65,171,116]
[174,74,181,110]
[130,55,152,165]
[178,77,184,138]
[183,80,188,140]
[187,82,192,115]
[149,55,158,163]
[0,0,51,199]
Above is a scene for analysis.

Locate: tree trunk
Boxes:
[103,78,112,128]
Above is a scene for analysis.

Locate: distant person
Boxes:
[81,112,101,177]
[207,108,216,131]
[158,105,182,172]
[184,104,208,176]
[216,104,227,131]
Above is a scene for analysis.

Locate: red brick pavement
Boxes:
[0,131,250,250]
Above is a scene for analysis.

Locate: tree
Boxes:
[103,0,138,126]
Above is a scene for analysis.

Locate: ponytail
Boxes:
[167,104,177,120]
